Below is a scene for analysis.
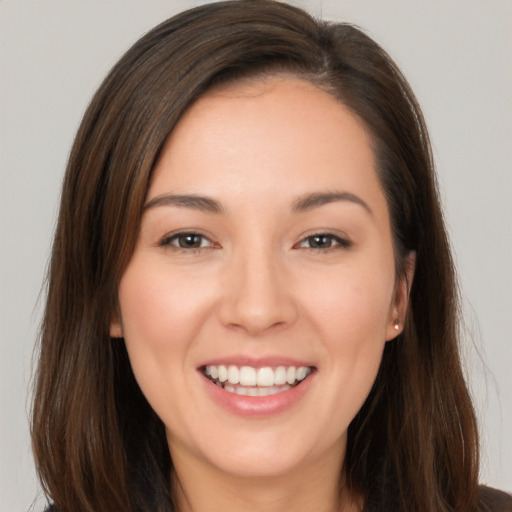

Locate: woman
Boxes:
[31,1,512,511]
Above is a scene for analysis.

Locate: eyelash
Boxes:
[296,233,351,251]
[159,232,216,252]
[159,231,351,253]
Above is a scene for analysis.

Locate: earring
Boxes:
[393,319,400,331]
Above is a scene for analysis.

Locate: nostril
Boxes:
[219,297,298,336]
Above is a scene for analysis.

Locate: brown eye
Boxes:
[176,234,204,248]
[160,232,214,250]
[298,233,351,250]
[307,235,335,249]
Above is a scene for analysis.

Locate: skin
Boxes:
[111,77,413,512]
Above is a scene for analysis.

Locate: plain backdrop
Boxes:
[1,1,511,510]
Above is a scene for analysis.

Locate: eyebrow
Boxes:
[291,191,373,215]
[143,190,372,216]
[143,194,224,214]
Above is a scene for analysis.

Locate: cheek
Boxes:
[116,261,212,399]
[303,262,395,342]
[300,262,394,414]
[118,259,211,345]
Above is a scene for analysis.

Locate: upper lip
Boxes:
[197,355,315,370]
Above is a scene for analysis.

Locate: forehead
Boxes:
[149,76,381,207]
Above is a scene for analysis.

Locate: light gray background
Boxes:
[1,1,511,510]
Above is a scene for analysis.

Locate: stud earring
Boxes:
[393,319,400,331]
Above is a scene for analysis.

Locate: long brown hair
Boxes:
[31,1,481,510]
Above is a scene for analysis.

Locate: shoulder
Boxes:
[479,485,512,511]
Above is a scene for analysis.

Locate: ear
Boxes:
[385,252,416,341]
[109,311,123,338]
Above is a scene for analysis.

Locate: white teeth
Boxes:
[258,386,271,396]
[274,366,287,385]
[286,366,296,385]
[227,365,239,384]
[221,384,292,396]
[247,387,259,397]
[218,365,228,383]
[296,366,308,381]
[204,364,312,389]
[256,367,274,387]
[239,366,257,386]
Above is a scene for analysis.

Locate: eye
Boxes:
[297,233,351,250]
[160,232,215,250]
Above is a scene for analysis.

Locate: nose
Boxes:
[219,246,298,336]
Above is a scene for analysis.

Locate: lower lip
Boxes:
[201,371,315,417]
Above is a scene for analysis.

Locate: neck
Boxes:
[170,441,360,512]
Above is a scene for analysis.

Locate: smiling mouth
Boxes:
[201,364,314,396]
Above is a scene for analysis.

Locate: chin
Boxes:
[210,450,307,479]
[186,423,341,480]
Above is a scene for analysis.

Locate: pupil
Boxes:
[180,235,200,248]
[311,235,331,248]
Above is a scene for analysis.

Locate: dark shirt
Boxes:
[43,486,512,511]
[480,485,512,511]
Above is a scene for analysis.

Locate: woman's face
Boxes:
[111,77,411,480]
